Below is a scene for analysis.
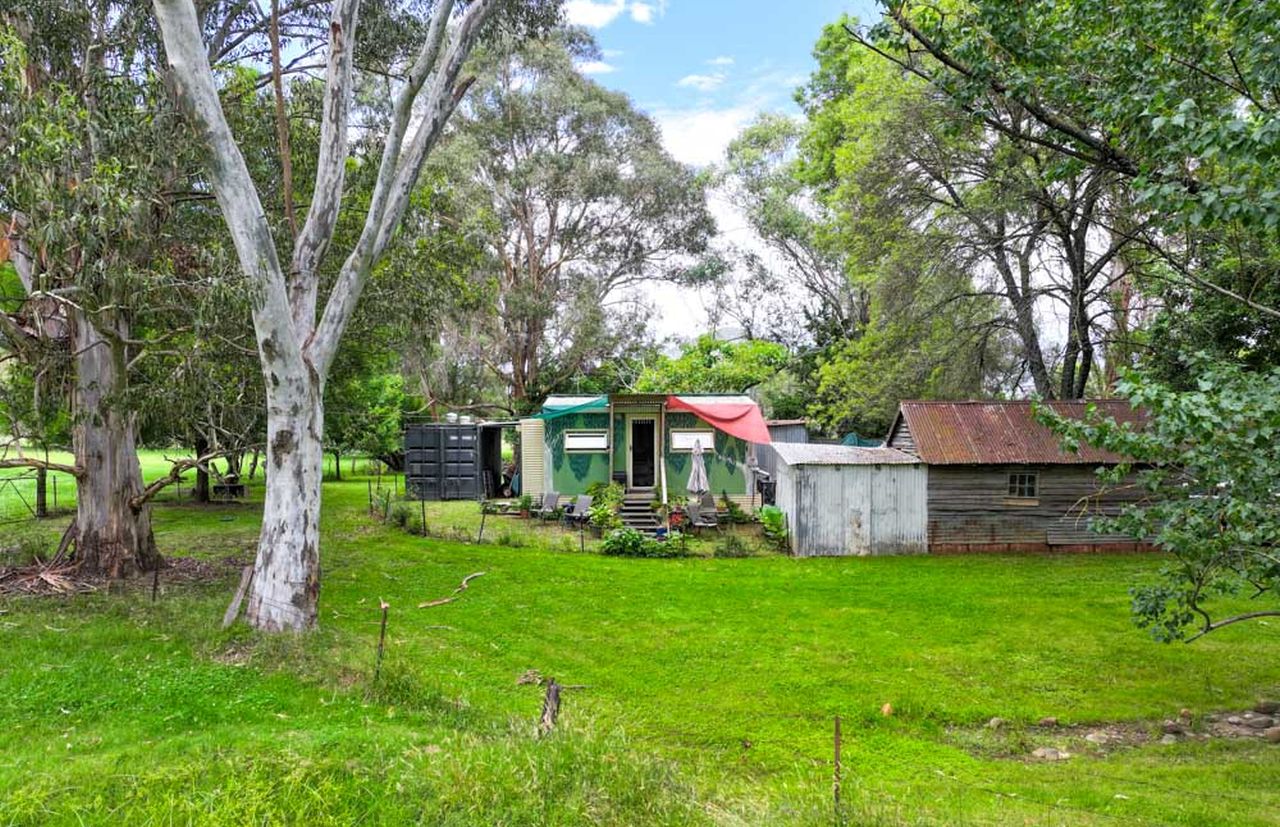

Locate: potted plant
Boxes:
[517,493,533,518]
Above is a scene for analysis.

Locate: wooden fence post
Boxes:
[477,508,487,543]
[538,678,562,736]
[374,600,390,683]
[221,566,254,629]
[421,497,428,537]
[367,479,373,515]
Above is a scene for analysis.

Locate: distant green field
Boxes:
[0,472,1276,825]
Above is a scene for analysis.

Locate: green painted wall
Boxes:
[544,412,611,494]
[662,411,748,500]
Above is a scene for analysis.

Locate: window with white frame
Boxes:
[670,429,715,452]
[564,430,608,452]
[1007,471,1039,499]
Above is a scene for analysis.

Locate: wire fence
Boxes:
[0,471,65,524]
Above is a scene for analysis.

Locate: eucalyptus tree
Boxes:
[427,33,715,410]
[152,0,559,631]
[803,17,1140,400]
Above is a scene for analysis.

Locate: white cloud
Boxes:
[630,2,655,23]
[676,72,726,92]
[578,60,617,75]
[651,104,758,167]
[564,0,665,29]
[564,0,626,28]
[707,56,734,66]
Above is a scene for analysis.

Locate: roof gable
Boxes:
[898,400,1144,465]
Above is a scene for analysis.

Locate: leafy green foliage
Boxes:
[759,505,788,553]
[1039,358,1280,641]
[600,527,687,558]
[634,335,789,395]
[712,533,751,558]
[586,481,624,532]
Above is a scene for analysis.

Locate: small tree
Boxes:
[1040,359,1280,641]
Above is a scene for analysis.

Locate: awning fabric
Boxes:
[667,395,772,444]
[533,396,607,420]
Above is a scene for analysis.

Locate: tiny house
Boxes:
[518,394,771,505]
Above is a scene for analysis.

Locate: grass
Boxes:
[0,462,1277,825]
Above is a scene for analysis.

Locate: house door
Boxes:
[630,419,656,488]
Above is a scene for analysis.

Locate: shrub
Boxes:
[587,482,625,532]
[713,533,751,558]
[664,530,691,556]
[389,502,413,529]
[719,492,750,524]
[496,531,527,548]
[517,493,534,514]
[759,505,789,553]
[601,528,688,558]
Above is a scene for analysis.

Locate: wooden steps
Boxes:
[619,491,660,535]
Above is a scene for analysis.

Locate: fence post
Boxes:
[52,475,58,513]
[35,468,47,518]
[421,497,428,537]
[374,600,390,683]
[367,480,373,515]
[477,508,487,543]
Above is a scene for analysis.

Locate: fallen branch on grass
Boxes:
[417,571,485,608]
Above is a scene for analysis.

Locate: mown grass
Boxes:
[1,467,1277,825]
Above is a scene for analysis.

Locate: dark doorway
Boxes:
[630,419,656,488]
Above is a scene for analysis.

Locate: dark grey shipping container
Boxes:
[405,424,479,500]
[405,422,513,501]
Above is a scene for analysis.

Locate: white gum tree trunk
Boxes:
[246,374,324,630]
[71,309,161,577]
[153,0,501,631]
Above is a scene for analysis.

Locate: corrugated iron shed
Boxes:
[896,400,1144,465]
[772,443,919,466]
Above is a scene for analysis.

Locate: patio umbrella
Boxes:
[687,439,710,496]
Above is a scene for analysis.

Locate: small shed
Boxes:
[753,419,809,481]
[773,443,927,557]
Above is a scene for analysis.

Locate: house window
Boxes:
[1007,472,1039,499]
[670,429,715,452]
[564,430,608,452]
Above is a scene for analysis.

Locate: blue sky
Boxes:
[564,0,878,166]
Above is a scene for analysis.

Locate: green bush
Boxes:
[517,493,534,514]
[759,505,789,553]
[389,502,413,529]
[719,492,750,524]
[600,528,688,558]
[587,482,625,532]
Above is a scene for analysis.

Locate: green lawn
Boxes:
[1,467,1277,825]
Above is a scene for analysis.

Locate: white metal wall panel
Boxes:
[519,419,545,497]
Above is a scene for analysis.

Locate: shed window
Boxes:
[564,430,608,452]
[670,429,715,452]
[1007,472,1038,499]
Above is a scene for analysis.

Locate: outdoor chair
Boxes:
[562,495,593,527]
[534,492,561,521]
[686,501,720,534]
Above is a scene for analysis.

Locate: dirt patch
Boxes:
[948,705,1280,763]
[0,552,249,598]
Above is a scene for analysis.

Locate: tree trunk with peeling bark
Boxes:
[153,0,505,631]
[71,309,161,577]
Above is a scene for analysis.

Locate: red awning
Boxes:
[666,396,772,444]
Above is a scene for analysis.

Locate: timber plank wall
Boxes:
[926,464,1151,554]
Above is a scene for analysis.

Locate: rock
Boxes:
[1244,715,1275,730]
[1038,716,1059,728]
[1161,720,1184,735]
[1255,700,1280,715]
[1264,727,1280,744]
[1085,731,1110,745]
[987,717,1006,730]
[1032,747,1069,761]
[1227,716,1243,725]
[1160,734,1179,745]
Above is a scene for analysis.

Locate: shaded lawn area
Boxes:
[0,474,1277,825]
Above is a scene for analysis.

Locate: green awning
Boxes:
[533,395,608,420]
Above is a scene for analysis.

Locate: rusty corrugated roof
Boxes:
[897,400,1145,465]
